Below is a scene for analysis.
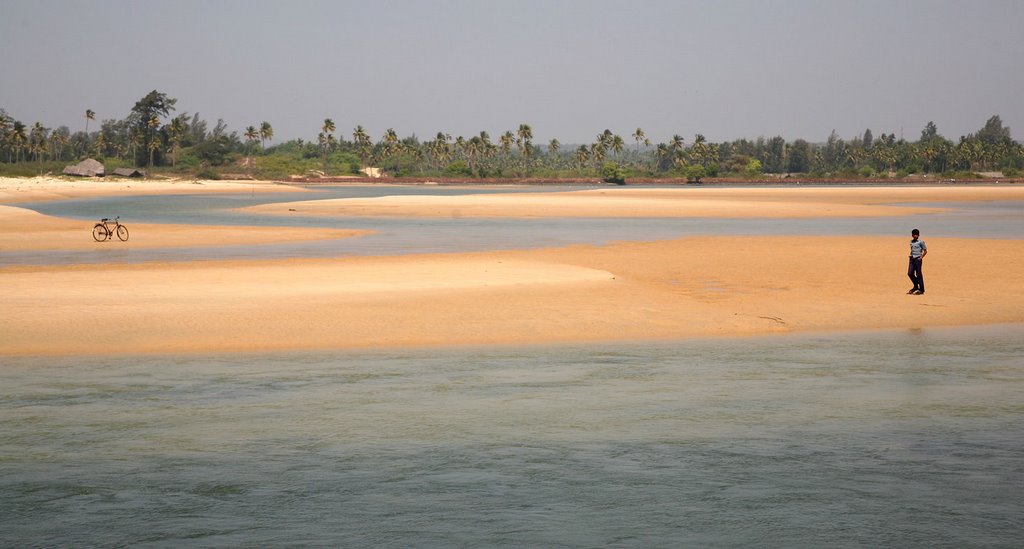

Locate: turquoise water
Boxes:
[2,326,1023,547]
[7,185,1024,266]
[3,186,1023,546]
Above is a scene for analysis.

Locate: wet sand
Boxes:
[246,185,1024,219]
[0,205,369,251]
[2,182,1022,356]
[0,175,299,204]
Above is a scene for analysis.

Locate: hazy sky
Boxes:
[2,0,1022,145]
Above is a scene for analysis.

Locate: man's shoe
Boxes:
[907,289,917,294]
[913,290,924,295]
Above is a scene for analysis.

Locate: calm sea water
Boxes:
[8,185,1024,266]
[3,186,1023,546]
[2,326,1023,547]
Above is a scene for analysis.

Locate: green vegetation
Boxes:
[1,90,1022,182]
[601,162,625,184]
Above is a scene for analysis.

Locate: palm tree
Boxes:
[49,130,68,162]
[479,131,496,168]
[669,134,685,154]
[429,132,450,170]
[379,128,399,166]
[147,115,161,167]
[352,125,372,167]
[259,121,273,150]
[632,128,647,154]
[84,109,95,156]
[516,124,533,176]
[548,138,560,158]
[499,131,515,173]
[168,116,186,167]
[322,118,336,136]
[12,121,28,163]
[655,143,671,172]
[574,145,590,175]
[454,135,467,163]
[244,125,259,156]
[589,142,606,169]
[611,134,625,159]
[29,122,47,167]
[0,116,9,162]
[321,118,335,170]
[691,134,709,166]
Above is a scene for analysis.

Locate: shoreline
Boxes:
[0,175,302,205]
[3,235,1022,357]
[246,185,1024,219]
[2,179,1022,357]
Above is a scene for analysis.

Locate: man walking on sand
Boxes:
[907,228,927,295]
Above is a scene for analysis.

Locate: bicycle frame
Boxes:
[92,217,130,242]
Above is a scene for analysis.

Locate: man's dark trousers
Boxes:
[908,257,924,292]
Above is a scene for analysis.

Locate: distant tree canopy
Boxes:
[1,92,1022,179]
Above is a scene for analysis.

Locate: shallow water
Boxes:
[3,186,1023,546]
[6,186,1023,266]
[2,326,1023,547]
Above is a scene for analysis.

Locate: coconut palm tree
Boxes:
[454,135,467,163]
[259,121,273,150]
[655,143,671,171]
[574,145,590,175]
[499,131,515,173]
[12,121,28,163]
[84,109,95,156]
[147,138,161,169]
[0,115,10,162]
[611,134,625,159]
[147,115,161,167]
[691,134,709,166]
[29,122,48,167]
[548,138,565,167]
[320,118,336,170]
[322,118,336,136]
[669,134,685,154]
[632,128,648,154]
[593,142,609,168]
[516,124,533,176]
[244,125,259,155]
[168,116,187,167]
[49,129,68,162]
[479,131,496,168]
[428,132,450,170]
[352,125,372,167]
[378,128,399,166]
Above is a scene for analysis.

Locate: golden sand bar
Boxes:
[246,185,1024,219]
[0,205,368,252]
[1,183,1022,356]
[2,235,1022,356]
[0,175,299,204]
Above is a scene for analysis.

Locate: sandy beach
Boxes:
[0,175,300,204]
[2,179,1022,356]
[244,185,1024,219]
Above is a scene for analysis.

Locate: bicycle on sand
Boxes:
[92,216,130,242]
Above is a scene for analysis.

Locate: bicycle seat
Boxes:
[100,218,109,222]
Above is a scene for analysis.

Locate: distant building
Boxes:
[112,167,145,178]
[62,158,105,177]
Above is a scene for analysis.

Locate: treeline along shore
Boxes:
[2,90,1022,184]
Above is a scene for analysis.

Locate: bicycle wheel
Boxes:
[92,224,109,241]
[116,225,129,241]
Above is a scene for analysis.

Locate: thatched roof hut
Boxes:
[63,158,105,177]
[112,167,145,178]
